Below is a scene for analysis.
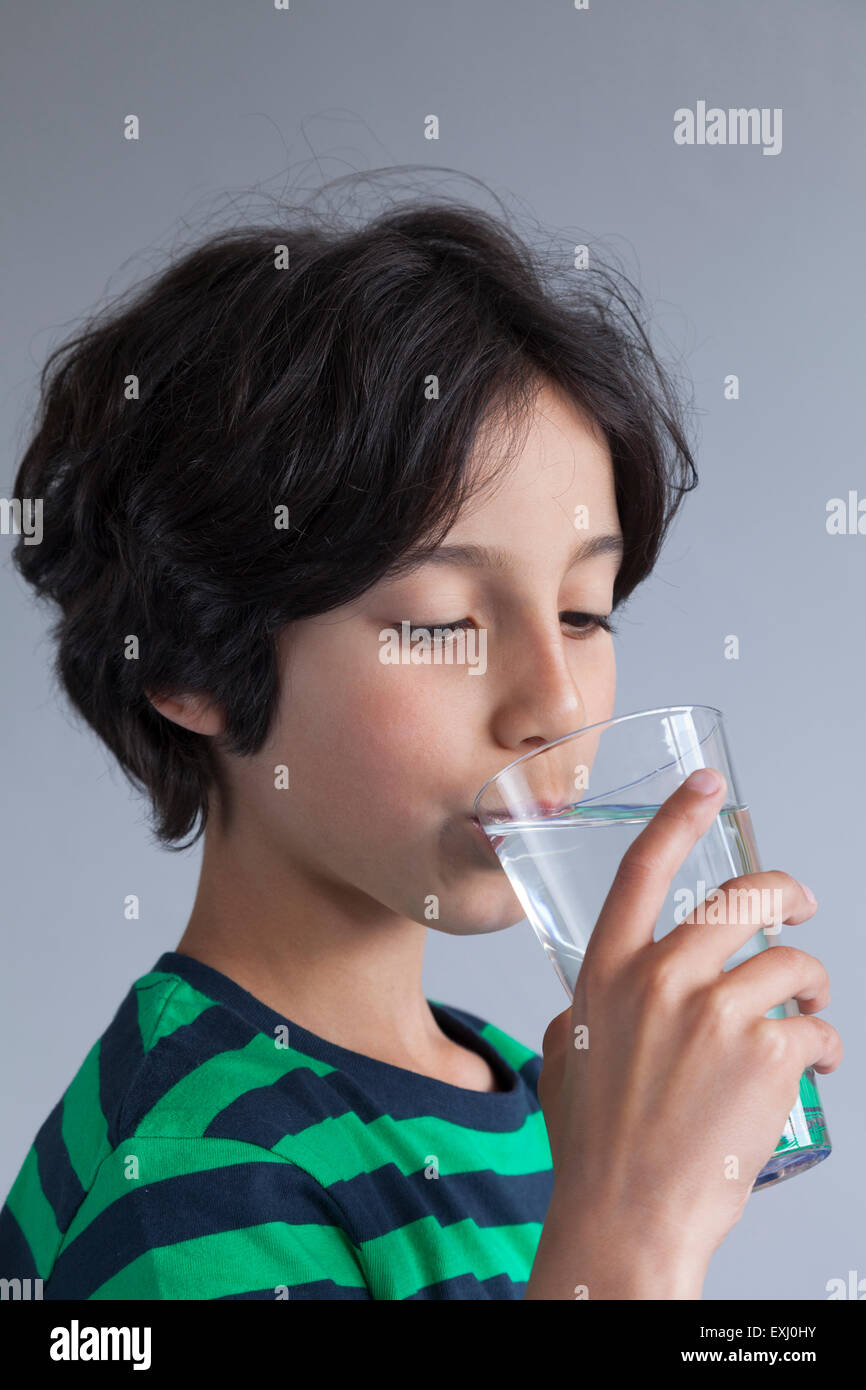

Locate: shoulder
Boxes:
[1,966,370,1298]
[112,966,342,1157]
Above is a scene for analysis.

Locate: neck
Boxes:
[175,814,455,1073]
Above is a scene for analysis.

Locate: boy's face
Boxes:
[224,382,622,936]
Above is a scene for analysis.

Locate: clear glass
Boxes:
[473,704,831,1191]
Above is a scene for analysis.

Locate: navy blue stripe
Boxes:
[205,1055,539,1151]
[217,1281,373,1300]
[518,1052,542,1091]
[33,1097,86,1235]
[0,1201,39,1281]
[321,1163,554,1242]
[98,988,146,1149]
[118,1006,259,1139]
[221,1271,527,1300]
[46,1158,362,1299]
[204,1065,371,1144]
[207,1060,540,1137]
[220,1273,525,1300]
[405,1271,526,1299]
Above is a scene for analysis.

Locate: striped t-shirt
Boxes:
[0,951,554,1299]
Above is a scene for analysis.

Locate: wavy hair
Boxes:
[11,180,698,848]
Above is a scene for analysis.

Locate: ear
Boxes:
[146,690,225,736]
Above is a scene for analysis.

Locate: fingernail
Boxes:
[686,769,722,795]
[801,883,817,907]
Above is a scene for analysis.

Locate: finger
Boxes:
[709,945,830,1018]
[757,1013,843,1074]
[659,871,818,976]
[541,1007,573,1060]
[587,767,728,970]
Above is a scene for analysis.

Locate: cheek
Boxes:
[342,670,458,822]
[574,634,616,703]
[276,658,458,831]
[596,643,617,703]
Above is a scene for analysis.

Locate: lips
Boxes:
[469,813,494,835]
[467,815,504,856]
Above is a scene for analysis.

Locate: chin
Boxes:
[420,885,527,938]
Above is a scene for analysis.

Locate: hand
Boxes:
[532,768,842,1288]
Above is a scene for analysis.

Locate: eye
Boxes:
[404,613,617,640]
[405,619,474,642]
[561,611,618,638]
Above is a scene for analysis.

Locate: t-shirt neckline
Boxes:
[149,950,528,1115]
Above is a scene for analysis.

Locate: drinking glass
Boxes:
[473,704,831,1190]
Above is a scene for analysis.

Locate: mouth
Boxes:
[466,814,504,859]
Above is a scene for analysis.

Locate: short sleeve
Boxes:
[43,1136,373,1300]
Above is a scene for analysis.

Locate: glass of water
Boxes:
[473,703,831,1190]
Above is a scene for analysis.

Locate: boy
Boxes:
[0,194,699,1298]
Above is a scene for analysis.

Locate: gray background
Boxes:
[2,0,863,1300]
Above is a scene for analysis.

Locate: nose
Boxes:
[491,628,587,754]
[482,625,595,815]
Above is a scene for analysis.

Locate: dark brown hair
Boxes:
[12,178,698,848]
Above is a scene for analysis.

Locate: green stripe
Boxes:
[479,1021,538,1074]
[4,1146,62,1279]
[135,974,216,1052]
[133,1033,335,1138]
[89,1220,367,1299]
[60,1137,297,1246]
[271,1107,552,1185]
[61,1039,109,1191]
[427,999,540,1075]
[361,1214,541,1297]
[61,1114,550,1254]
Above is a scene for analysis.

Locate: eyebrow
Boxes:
[403,532,625,573]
